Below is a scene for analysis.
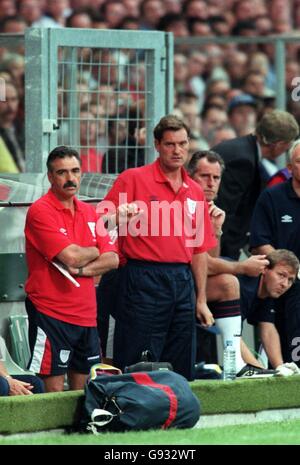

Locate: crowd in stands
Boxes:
[1,0,300,173]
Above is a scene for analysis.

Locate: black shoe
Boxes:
[236,364,277,378]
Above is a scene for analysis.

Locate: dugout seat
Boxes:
[9,315,31,370]
[0,335,33,375]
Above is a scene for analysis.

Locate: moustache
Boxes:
[63,181,77,189]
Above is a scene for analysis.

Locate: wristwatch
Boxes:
[78,267,84,276]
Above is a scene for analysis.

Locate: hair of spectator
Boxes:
[0,14,27,32]
[153,114,190,141]
[187,150,225,177]
[47,146,81,172]
[256,110,299,145]
[266,249,300,275]
[157,13,184,31]
[65,8,93,28]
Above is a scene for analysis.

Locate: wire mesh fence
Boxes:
[57,46,150,174]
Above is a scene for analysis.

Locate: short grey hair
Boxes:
[288,138,300,162]
[267,249,299,275]
[256,110,299,145]
[188,150,225,177]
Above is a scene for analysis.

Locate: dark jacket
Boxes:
[212,134,261,259]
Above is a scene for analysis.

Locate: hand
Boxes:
[275,362,300,376]
[196,302,215,327]
[238,255,270,277]
[7,377,34,396]
[117,203,141,225]
[208,201,225,235]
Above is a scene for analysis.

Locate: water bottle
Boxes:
[223,340,236,380]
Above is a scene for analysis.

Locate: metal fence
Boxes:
[24,28,173,173]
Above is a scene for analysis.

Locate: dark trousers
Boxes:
[96,269,120,357]
[0,374,45,396]
[113,260,196,380]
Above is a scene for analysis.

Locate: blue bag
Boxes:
[80,369,201,433]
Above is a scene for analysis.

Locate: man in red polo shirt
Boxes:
[97,115,217,380]
[25,146,119,392]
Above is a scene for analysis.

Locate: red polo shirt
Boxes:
[25,190,117,326]
[98,159,216,263]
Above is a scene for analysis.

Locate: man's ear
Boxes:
[154,139,160,152]
[261,266,267,276]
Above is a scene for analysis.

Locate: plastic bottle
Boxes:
[223,340,236,380]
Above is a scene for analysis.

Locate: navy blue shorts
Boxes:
[26,298,101,376]
[113,260,196,380]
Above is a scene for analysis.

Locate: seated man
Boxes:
[0,360,44,396]
[188,150,297,376]
[249,139,300,372]
[242,249,300,376]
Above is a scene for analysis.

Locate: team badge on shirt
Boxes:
[59,349,71,364]
[187,197,197,215]
[59,228,67,236]
[281,215,293,223]
[88,222,96,238]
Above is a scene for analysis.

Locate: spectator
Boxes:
[65,8,93,28]
[139,0,165,30]
[188,17,213,36]
[227,93,258,137]
[97,114,217,380]
[0,360,44,396]
[122,0,140,19]
[45,0,71,27]
[0,80,25,172]
[79,107,103,173]
[210,125,237,146]
[212,110,299,259]
[157,13,189,37]
[24,146,118,391]
[101,0,126,29]
[0,0,16,21]
[18,0,60,27]
[163,0,182,14]
[0,14,27,33]
[249,139,300,367]
[201,104,228,145]
[188,149,272,374]
[225,50,248,89]
[183,0,208,20]
[101,113,145,173]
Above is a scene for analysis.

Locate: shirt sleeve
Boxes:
[25,204,72,261]
[95,216,118,255]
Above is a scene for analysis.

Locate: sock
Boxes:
[209,300,244,373]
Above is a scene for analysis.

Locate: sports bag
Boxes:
[79,369,201,433]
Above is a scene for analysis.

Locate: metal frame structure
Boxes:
[24,28,174,173]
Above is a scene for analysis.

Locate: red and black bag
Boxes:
[79,370,200,433]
